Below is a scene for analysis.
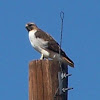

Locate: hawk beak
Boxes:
[25,24,28,28]
[25,24,30,31]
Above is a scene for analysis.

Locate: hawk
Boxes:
[25,22,74,67]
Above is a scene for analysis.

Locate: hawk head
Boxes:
[25,22,38,31]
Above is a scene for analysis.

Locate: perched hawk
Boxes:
[25,22,74,67]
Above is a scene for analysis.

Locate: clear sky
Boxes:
[0,0,100,100]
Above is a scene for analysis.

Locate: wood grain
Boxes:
[29,60,67,100]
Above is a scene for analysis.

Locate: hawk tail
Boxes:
[62,56,74,68]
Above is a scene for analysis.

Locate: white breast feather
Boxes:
[29,30,49,57]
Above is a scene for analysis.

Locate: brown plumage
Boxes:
[26,22,74,67]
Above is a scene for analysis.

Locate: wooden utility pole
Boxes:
[29,60,68,100]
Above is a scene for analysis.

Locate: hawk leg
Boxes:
[40,54,44,59]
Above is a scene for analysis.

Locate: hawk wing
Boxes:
[35,29,74,67]
[35,29,67,57]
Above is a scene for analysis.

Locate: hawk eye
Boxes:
[29,24,33,26]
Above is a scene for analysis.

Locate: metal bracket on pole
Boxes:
[61,73,72,79]
[62,87,73,93]
[58,72,63,94]
[58,71,73,95]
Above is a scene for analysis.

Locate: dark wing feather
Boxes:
[35,29,67,57]
[35,29,74,66]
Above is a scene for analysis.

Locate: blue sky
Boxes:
[0,0,100,100]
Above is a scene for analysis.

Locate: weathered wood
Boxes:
[29,60,68,100]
